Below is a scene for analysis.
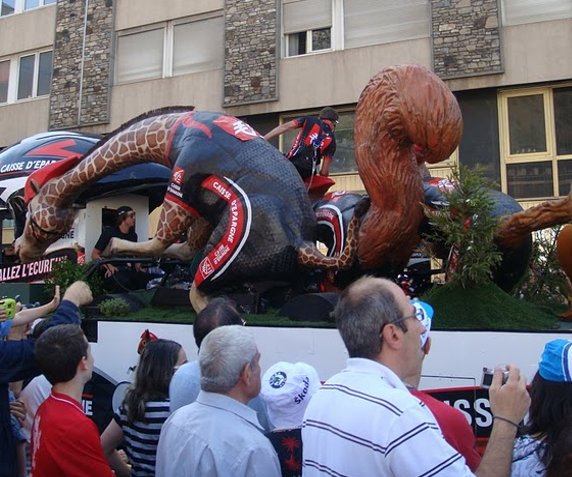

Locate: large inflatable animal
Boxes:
[15,108,360,310]
[15,65,572,309]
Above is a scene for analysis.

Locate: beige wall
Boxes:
[114,0,223,30]
[105,70,224,130]
[230,18,572,116]
[228,38,433,116]
[0,5,55,56]
[447,19,572,91]
[0,98,50,146]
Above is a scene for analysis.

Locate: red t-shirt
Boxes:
[31,391,114,477]
[411,389,482,472]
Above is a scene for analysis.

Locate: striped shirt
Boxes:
[302,358,475,477]
[114,400,171,477]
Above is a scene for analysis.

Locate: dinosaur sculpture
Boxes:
[15,64,572,310]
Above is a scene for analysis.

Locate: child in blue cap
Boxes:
[511,339,572,477]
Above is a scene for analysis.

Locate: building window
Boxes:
[343,0,430,50]
[281,0,430,57]
[116,28,164,83]
[0,60,9,103]
[1,0,55,17]
[115,14,223,85]
[24,0,55,9]
[173,16,224,75]
[283,0,332,57]
[501,0,572,26]
[500,85,572,199]
[0,50,52,104]
[1,0,15,16]
[17,51,52,100]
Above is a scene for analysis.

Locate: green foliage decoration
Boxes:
[98,297,131,317]
[515,226,570,305]
[425,165,502,288]
[45,259,104,298]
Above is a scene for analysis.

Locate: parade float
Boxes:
[3,65,572,442]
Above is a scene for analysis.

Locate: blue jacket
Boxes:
[0,300,81,477]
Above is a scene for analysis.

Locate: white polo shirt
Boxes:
[302,358,475,476]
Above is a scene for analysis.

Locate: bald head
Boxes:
[334,276,406,359]
[193,297,242,348]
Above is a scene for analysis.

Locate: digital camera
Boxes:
[0,298,17,320]
[481,367,509,389]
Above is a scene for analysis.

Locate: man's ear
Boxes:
[422,336,432,356]
[239,362,252,386]
[381,323,402,350]
[78,355,89,372]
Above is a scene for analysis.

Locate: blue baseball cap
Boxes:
[411,299,433,347]
[539,339,572,382]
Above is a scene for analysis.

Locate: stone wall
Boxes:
[224,0,278,106]
[431,0,502,79]
[49,0,113,129]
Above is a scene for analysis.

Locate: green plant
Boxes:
[45,259,104,298]
[514,226,570,305]
[424,165,502,288]
[98,297,131,317]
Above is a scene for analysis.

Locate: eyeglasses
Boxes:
[381,306,425,335]
[397,306,425,325]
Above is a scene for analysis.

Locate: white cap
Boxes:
[260,361,320,429]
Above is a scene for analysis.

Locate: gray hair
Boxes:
[199,325,258,393]
[334,276,403,359]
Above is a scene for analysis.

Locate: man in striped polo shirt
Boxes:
[302,276,530,476]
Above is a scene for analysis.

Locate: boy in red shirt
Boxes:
[31,323,114,477]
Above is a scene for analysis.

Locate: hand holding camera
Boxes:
[481,367,509,389]
[486,364,530,431]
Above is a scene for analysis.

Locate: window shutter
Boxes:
[344,0,430,49]
[283,0,331,34]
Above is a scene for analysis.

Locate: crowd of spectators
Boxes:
[2,277,571,477]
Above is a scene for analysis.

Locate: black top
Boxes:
[93,227,138,252]
[267,428,303,477]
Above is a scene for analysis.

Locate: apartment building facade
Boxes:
[0,0,571,208]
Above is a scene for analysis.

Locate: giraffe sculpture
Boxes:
[15,107,361,311]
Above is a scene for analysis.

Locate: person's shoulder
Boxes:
[145,400,171,415]
[513,434,545,457]
[170,361,200,391]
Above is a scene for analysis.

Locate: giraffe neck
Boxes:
[42,113,187,208]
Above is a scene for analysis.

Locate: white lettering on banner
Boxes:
[0,162,25,173]
[167,185,183,198]
[233,120,258,138]
[0,256,67,282]
[213,245,230,265]
[228,200,239,244]
[61,229,75,240]
[474,398,493,427]
[82,399,93,416]
[0,265,21,281]
[213,181,231,200]
[24,159,56,170]
[442,396,492,428]
[452,399,472,423]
